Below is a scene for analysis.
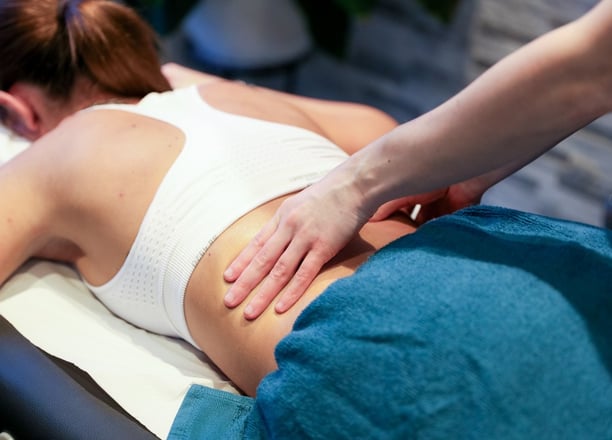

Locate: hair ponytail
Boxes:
[0,0,171,100]
[57,0,85,70]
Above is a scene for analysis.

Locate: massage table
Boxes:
[0,128,240,439]
[1,126,611,439]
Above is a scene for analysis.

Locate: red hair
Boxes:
[0,0,171,100]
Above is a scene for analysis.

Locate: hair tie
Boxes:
[57,0,87,68]
[57,0,85,26]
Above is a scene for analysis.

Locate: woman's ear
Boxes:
[0,88,42,140]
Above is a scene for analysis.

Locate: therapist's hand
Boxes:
[223,175,371,320]
[370,182,483,224]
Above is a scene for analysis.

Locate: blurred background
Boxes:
[127,0,612,228]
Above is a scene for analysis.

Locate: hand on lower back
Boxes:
[223,174,370,320]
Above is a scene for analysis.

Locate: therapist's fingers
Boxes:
[273,251,328,314]
[224,217,279,282]
[241,238,320,320]
[223,219,286,307]
[369,190,449,222]
[370,198,413,222]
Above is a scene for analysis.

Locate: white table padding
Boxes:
[0,126,239,439]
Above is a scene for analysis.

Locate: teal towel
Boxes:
[169,206,612,439]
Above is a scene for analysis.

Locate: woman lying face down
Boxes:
[0,0,413,395]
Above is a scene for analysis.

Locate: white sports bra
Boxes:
[83,86,348,346]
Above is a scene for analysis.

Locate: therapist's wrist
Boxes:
[349,142,398,219]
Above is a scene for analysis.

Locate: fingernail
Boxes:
[224,291,235,306]
[223,268,233,280]
[244,305,254,317]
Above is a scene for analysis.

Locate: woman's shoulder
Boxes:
[24,107,184,200]
[25,109,137,176]
[48,105,183,159]
[39,107,140,151]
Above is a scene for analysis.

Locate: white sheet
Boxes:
[0,127,240,439]
[0,125,28,160]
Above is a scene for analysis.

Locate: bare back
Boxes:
[3,80,413,396]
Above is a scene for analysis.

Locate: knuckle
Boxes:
[285,212,301,229]
[269,260,290,281]
[311,241,335,262]
[251,231,268,250]
[252,249,272,270]
[293,265,314,284]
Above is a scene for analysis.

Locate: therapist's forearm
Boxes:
[349,1,612,215]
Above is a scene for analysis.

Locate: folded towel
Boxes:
[170,206,612,439]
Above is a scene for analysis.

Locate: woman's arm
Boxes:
[224,0,612,317]
[0,154,52,285]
